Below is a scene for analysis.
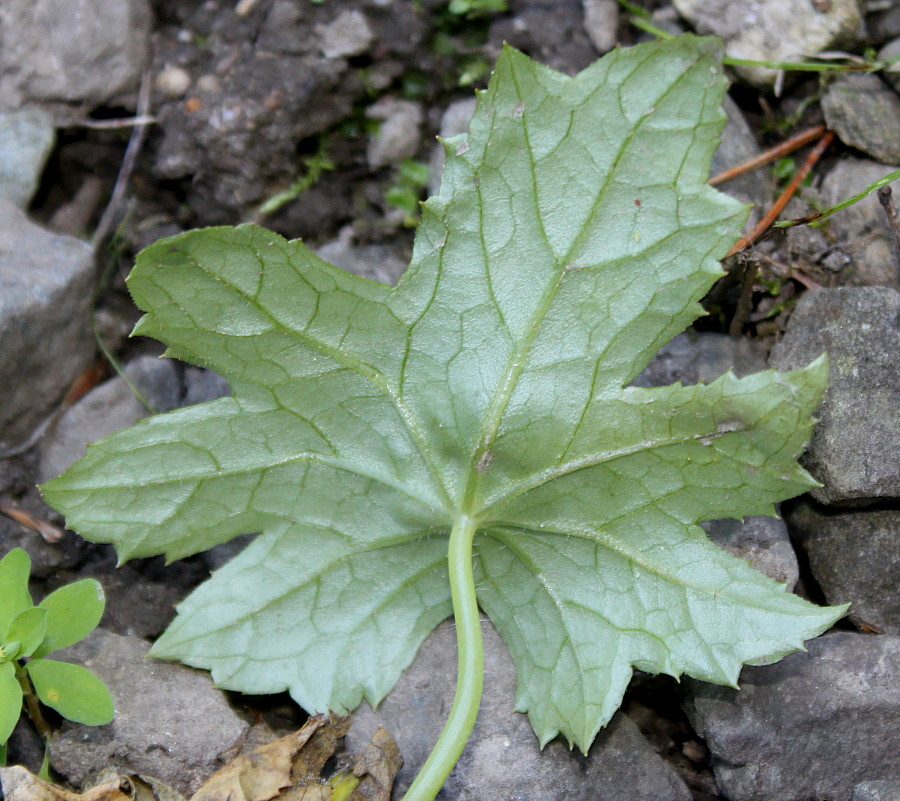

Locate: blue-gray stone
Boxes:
[0,107,54,208]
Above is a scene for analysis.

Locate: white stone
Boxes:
[318,10,374,60]
[582,0,619,54]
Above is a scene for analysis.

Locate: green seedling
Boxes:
[384,159,431,224]
[0,549,114,766]
[447,0,507,17]
[43,37,846,801]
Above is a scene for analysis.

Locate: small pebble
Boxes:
[155,66,191,98]
[195,74,222,95]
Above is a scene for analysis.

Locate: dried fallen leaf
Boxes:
[191,717,330,801]
[0,717,398,801]
[0,766,178,801]
[348,728,402,801]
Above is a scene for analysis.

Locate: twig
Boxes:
[15,665,52,744]
[776,169,900,229]
[752,251,824,290]
[788,270,823,291]
[724,130,835,258]
[877,185,900,282]
[0,504,64,543]
[90,70,153,252]
[709,124,826,186]
[76,115,157,130]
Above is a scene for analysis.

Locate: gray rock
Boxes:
[822,74,900,165]
[701,515,799,588]
[787,499,900,634]
[632,330,767,388]
[870,5,900,46]
[316,228,408,285]
[0,107,54,208]
[819,157,900,289]
[0,200,94,450]
[317,9,374,59]
[879,39,900,95]
[0,0,152,119]
[686,632,900,801]
[38,356,182,483]
[488,0,600,75]
[3,717,45,775]
[366,98,424,169]
[50,629,248,796]
[854,781,900,801]
[711,96,776,220]
[770,287,900,504]
[429,97,477,197]
[347,619,691,801]
[582,0,619,54]
[672,0,862,87]
[182,367,231,407]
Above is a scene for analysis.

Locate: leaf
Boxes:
[26,659,114,725]
[6,607,47,658]
[347,727,403,801]
[0,719,399,801]
[0,765,187,801]
[0,662,22,744]
[42,34,845,759]
[191,716,337,801]
[33,579,105,658]
[191,716,401,801]
[0,549,32,640]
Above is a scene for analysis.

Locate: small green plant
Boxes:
[447,0,507,17]
[255,145,335,220]
[0,549,114,766]
[384,159,431,224]
[43,37,846,801]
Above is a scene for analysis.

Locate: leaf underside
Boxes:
[42,36,844,752]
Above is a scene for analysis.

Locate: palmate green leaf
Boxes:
[43,35,844,757]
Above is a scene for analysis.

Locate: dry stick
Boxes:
[724,130,835,259]
[709,124,827,186]
[90,69,154,252]
[78,115,157,130]
[15,666,52,744]
[877,185,900,282]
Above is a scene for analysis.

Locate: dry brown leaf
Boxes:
[289,716,350,786]
[0,766,181,801]
[0,767,84,801]
[348,728,402,801]
[190,717,326,801]
[0,717,398,801]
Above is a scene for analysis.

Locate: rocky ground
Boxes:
[1,0,899,799]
